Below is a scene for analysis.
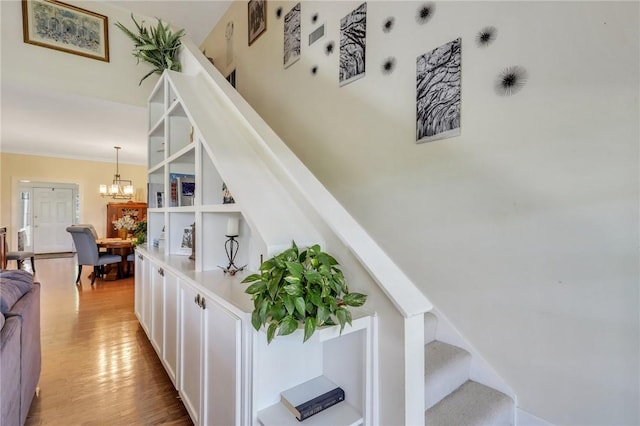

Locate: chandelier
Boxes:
[99,146,134,199]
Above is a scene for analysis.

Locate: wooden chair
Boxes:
[66,225,121,285]
[6,228,35,272]
[0,227,7,269]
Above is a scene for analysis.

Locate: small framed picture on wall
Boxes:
[248,0,266,46]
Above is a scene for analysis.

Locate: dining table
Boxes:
[96,237,135,280]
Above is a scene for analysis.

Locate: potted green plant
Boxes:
[115,15,185,85]
[242,242,367,343]
[131,220,147,247]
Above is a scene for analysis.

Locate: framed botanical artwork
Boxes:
[22,0,109,62]
[248,0,266,46]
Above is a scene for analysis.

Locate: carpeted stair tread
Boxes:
[425,380,514,426]
[425,340,471,409]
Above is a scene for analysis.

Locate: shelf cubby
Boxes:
[200,212,250,272]
[148,79,165,129]
[167,102,192,157]
[148,123,165,169]
[168,211,196,259]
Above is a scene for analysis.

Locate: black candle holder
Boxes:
[220,235,246,276]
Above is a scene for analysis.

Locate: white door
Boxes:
[33,187,74,253]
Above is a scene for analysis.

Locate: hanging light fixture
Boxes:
[99,146,134,199]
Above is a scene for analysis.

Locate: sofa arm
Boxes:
[8,282,41,425]
[0,315,22,425]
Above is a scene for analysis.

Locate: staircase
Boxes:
[424,312,514,425]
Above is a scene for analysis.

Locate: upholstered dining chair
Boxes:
[6,228,35,272]
[66,225,121,285]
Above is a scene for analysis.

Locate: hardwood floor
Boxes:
[22,257,192,425]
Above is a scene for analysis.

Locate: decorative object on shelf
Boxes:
[416,3,435,25]
[222,182,235,204]
[495,65,528,96]
[248,0,267,46]
[416,38,461,143]
[339,3,367,86]
[220,217,246,275]
[169,173,195,207]
[113,215,135,239]
[382,17,395,33]
[100,146,134,199]
[115,14,185,85]
[308,23,325,46]
[325,41,335,55]
[131,220,147,247]
[242,241,368,343]
[179,226,193,255]
[284,3,301,69]
[382,57,396,74]
[476,26,497,47]
[189,125,194,143]
[22,0,109,62]
[189,223,196,260]
[281,375,345,421]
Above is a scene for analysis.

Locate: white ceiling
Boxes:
[1,1,230,166]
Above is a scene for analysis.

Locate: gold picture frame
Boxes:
[248,0,266,46]
[22,0,109,62]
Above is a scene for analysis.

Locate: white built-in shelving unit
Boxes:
[135,71,377,426]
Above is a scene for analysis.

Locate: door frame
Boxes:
[12,180,79,252]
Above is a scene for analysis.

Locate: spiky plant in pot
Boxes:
[115,15,185,85]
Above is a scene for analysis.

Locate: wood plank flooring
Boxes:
[21,257,192,425]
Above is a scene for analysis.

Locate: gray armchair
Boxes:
[66,225,121,285]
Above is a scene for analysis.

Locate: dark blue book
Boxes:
[281,376,345,421]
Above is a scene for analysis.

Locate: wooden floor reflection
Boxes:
[24,257,192,425]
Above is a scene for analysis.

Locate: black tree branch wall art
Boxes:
[284,3,301,68]
[416,38,462,143]
[339,3,367,86]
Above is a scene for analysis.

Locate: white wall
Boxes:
[0,0,157,106]
[202,1,639,425]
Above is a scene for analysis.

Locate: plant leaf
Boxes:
[285,261,303,279]
[245,282,266,295]
[342,292,367,307]
[283,295,295,315]
[278,316,298,336]
[251,310,262,331]
[242,273,262,284]
[303,317,317,342]
[266,322,277,344]
[283,283,303,297]
[294,296,306,317]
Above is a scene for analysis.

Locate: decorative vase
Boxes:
[118,229,128,240]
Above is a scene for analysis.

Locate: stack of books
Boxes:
[280,376,345,421]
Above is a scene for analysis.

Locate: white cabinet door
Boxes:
[180,282,203,424]
[134,252,144,321]
[164,273,179,386]
[150,263,165,356]
[202,299,243,426]
[136,253,151,334]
